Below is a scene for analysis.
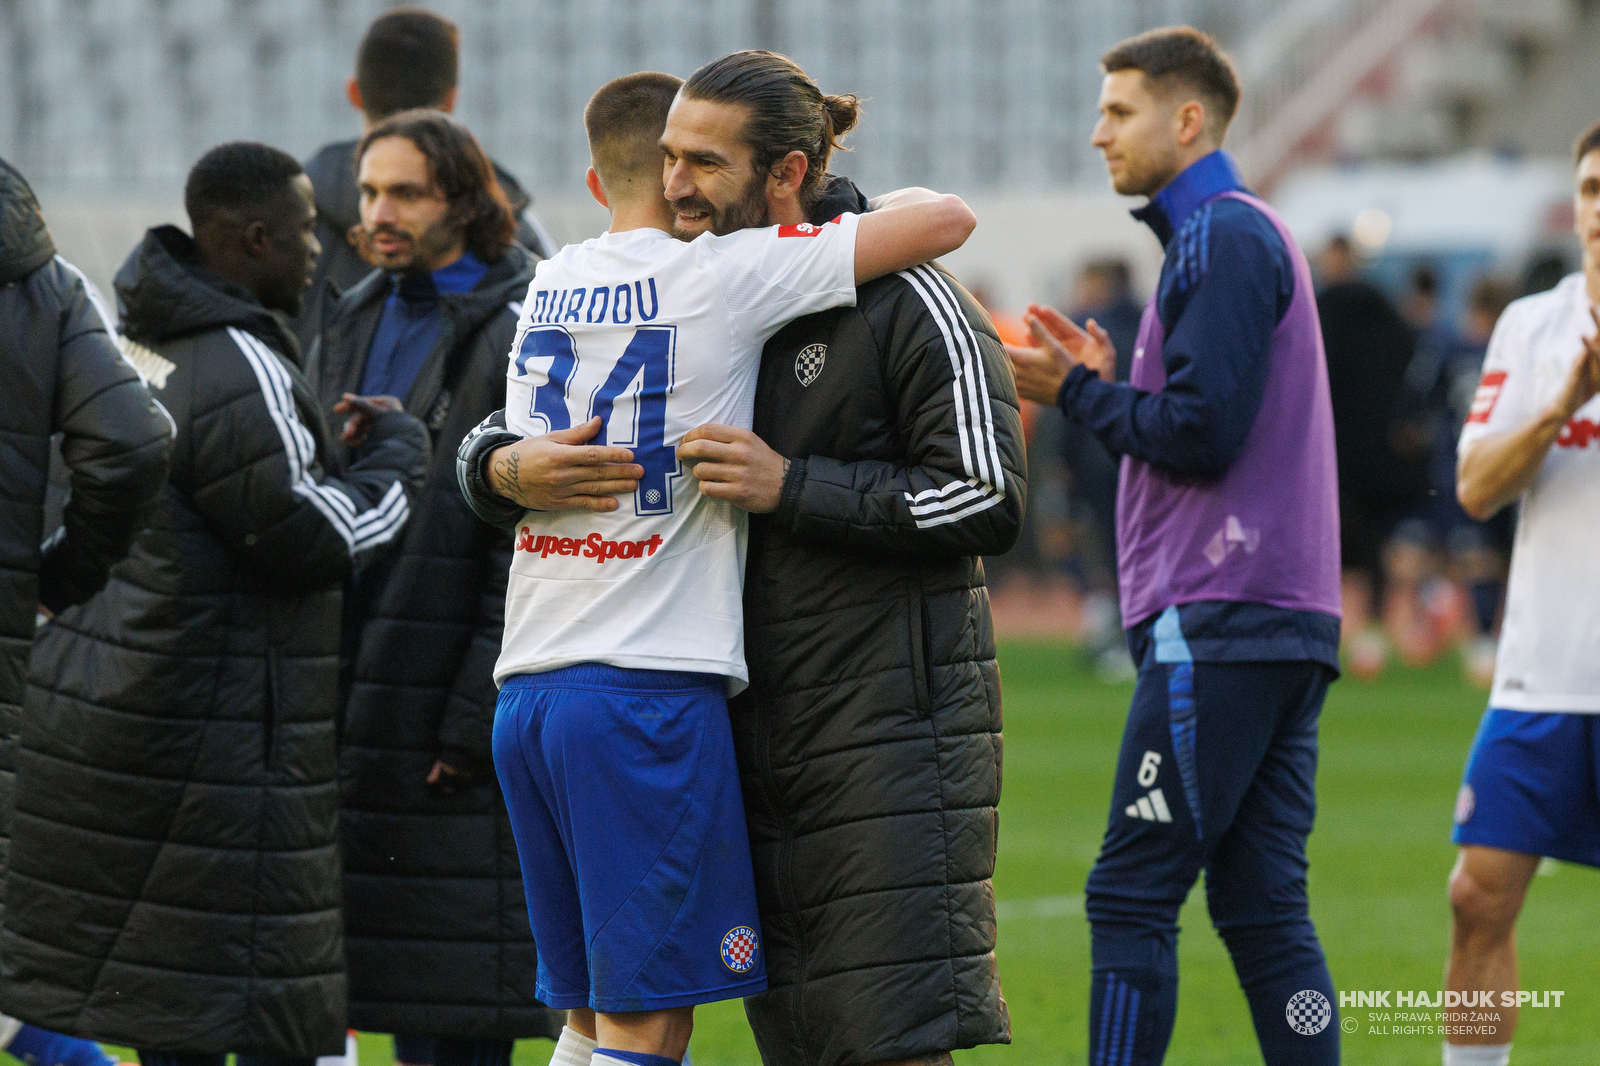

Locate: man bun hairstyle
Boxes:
[682,50,859,211]
[357,110,516,263]
[356,8,459,123]
[585,71,684,190]
[1102,26,1242,137]
[185,141,304,231]
[1573,120,1600,166]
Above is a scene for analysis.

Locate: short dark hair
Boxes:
[357,109,516,263]
[1101,26,1242,135]
[185,142,303,230]
[1574,121,1600,166]
[682,50,859,211]
[585,71,683,189]
[356,8,459,123]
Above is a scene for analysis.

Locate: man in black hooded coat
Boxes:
[0,156,173,1052]
[1,144,428,1062]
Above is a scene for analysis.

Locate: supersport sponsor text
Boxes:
[516,527,664,563]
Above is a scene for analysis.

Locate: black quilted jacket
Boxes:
[735,198,1023,1066]
[457,182,1025,1066]
[1,226,428,1056]
[0,162,172,1028]
[307,246,563,1039]
[0,158,171,742]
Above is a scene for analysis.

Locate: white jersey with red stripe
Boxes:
[1459,271,1600,711]
[494,215,861,688]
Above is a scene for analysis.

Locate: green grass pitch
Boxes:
[105,641,1597,1066]
[667,644,1599,1065]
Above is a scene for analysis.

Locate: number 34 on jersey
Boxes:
[510,320,680,517]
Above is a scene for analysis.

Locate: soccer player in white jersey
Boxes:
[1440,122,1600,1066]
[488,72,976,1066]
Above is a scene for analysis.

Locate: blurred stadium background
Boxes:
[6,0,1598,1062]
[9,0,1595,300]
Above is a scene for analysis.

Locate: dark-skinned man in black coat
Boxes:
[4,143,429,1063]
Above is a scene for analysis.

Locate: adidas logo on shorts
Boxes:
[1125,788,1173,823]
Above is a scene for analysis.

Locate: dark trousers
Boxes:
[392,1037,515,1066]
[1084,654,1339,1066]
[137,1054,314,1066]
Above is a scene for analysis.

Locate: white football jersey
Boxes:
[1459,272,1600,712]
[495,214,861,688]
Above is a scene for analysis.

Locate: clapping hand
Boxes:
[1554,306,1600,421]
[1003,303,1117,405]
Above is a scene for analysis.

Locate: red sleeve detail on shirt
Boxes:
[1466,370,1508,424]
[777,222,825,238]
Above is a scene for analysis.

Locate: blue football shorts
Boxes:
[491,663,767,1012]
[1451,707,1600,867]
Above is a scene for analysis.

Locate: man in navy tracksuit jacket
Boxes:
[1008,29,1341,1066]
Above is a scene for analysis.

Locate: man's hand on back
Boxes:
[678,424,788,514]
[1004,302,1117,404]
[487,417,644,512]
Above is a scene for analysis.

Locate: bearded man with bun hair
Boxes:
[663,59,1024,1066]
[461,49,1025,1066]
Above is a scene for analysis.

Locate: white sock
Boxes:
[1443,1042,1511,1066]
[551,1026,599,1066]
[590,1056,638,1066]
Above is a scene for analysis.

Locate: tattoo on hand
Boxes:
[492,451,521,502]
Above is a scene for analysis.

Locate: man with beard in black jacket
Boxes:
[295,7,553,352]
[3,143,428,1062]
[459,52,1025,1066]
[305,111,561,1063]
[0,156,172,1066]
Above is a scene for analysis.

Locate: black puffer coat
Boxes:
[308,246,561,1039]
[294,139,553,351]
[735,185,1024,1066]
[1,226,428,1056]
[0,158,171,954]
